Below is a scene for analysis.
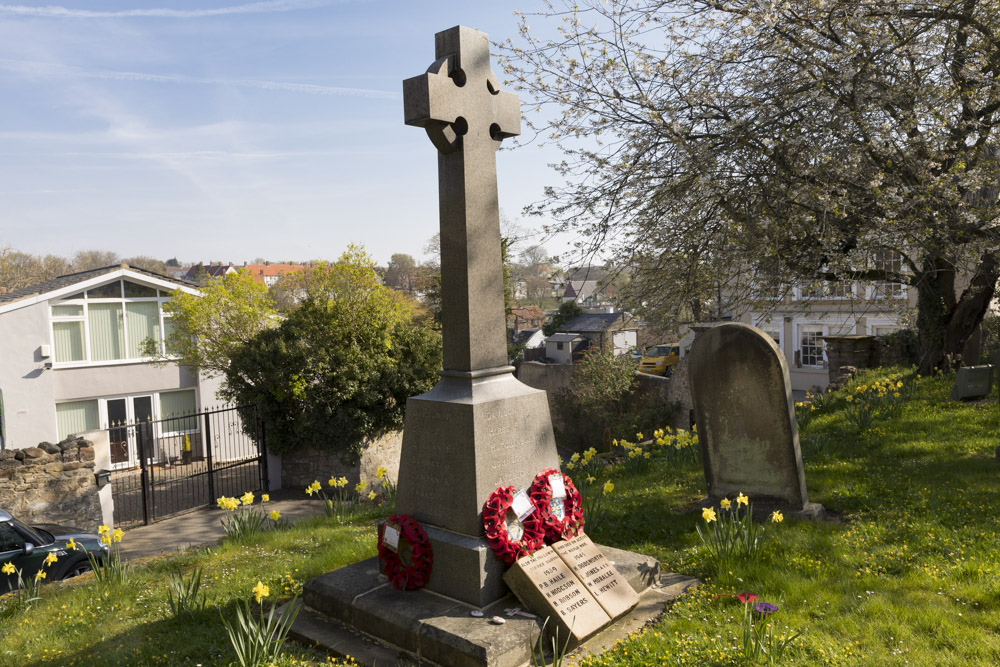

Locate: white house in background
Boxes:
[0,264,226,465]
[740,275,912,392]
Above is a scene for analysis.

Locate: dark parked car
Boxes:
[0,509,106,594]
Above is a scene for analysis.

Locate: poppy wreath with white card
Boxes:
[483,486,546,565]
[528,468,584,543]
[377,514,433,590]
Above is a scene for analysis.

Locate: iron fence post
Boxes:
[205,411,215,502]
[137,424,149,526]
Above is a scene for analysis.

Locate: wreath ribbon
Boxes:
[483,486,546,565]
[529,468,584,543]
[377,514,433,590]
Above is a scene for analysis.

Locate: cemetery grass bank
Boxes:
[1,369,999,665]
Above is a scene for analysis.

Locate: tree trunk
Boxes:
[916,252,999,374]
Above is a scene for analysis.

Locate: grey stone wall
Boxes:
[0,436,102,530]
[280,430,402,494]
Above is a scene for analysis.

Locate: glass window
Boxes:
[53,321,85,362]
[87,281,122,299]
[162,317,178,355]
[51,304,83,317]
[55,400,99,440]
[160,390,197,432]
[125,302,160,357]
[88,303,123,361]
[800,326,825,367]
[123,281,157,298]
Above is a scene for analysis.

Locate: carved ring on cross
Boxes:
[418,55,514,155]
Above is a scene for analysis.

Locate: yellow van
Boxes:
[638,343,680,376]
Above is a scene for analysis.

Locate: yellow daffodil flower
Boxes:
[2,562,16,575]
[241,491,254,506]
[35,571,46,582]
[770,511,784,523]
[720,498,732,510]
[252,580,269,603]
[702,507,717,523]
[602,481,614,495]
[337,477,348,488]
[66,538,78,551]
[261,494,270,503]
[98,524,109,536]
[736,492,749,507]
[566,462,576,470]
[270,510,281,521]
[376,466,387,480]
[570,452,581,463]
[355,481,367,493]
[113,528,124,543]
[368,491,377,501]
[586,475,596,484]
[44,552,59,566]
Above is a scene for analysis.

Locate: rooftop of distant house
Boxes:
[0,263,195,307]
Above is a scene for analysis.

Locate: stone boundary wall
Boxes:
[0,437,102,531]
[517,362,576,429]
[280,429,403,494]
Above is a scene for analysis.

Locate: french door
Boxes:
[106,395,154,469]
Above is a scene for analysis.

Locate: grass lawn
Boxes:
[577,369,1000,666]
[2,368,998,665]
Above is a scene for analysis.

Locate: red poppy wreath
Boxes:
[529,468,584,543]
[483,486,546,565]
[377,514,433,591]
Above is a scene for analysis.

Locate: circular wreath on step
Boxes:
[483,486,546,565]
[377,514,433,591]
[529,468,584,543]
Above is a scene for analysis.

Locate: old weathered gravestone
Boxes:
[689,323,823,517]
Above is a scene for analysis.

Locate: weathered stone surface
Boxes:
[0,436,102,530]
[689,323,811,509]
[39,442,61,455]
[503,545,610,643]
[297,543,685,667]
[552,533,639,619]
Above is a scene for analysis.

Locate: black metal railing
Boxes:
[110,404,267,528]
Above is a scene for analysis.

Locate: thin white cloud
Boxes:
[0,1,333,19]
[0,58,401,100]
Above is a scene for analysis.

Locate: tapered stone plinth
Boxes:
[394,368,559,606]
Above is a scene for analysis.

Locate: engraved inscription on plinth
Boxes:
[503,545,610,642]
[552,533,640,619]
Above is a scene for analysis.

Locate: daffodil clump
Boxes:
[307,474,381,522]
[0,550,60,616]
[843,372,909,434]
[217,492,280,542]
[563,446,602,478]
[697,493,783,574]
[613,434,654,474]
[222,580,300,667]
[650,425,700,467]
[375,465,396,509]
[81,523,129,587]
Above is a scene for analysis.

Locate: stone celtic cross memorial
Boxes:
[688,323,824,518]
[297,27,692,666]
[395,25,560,606]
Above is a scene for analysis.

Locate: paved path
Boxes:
[119,489,325,560]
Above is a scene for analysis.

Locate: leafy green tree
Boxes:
[152,271,277,380]
[543,300,584,336]
[223,247,442,459]
[505,0,1000,373]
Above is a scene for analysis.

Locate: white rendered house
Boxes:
[0,264,226,464]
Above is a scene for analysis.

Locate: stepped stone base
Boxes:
[292,545,699,666]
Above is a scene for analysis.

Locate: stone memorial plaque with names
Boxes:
[552,533,639,618]
[503,545,610,642]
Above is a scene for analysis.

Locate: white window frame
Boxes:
[755,318,783,351]
[796,321,856,368]
[49,278,175,369]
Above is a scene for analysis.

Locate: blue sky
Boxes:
[0,0,565,266]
